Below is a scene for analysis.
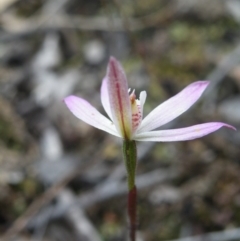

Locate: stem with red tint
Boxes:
[128,185,137,241]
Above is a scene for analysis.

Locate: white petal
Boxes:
[139,91,147,114]
[138,81,209,132]
[100,77,112,120]
[134,122,236,142]
[64,95,120,137]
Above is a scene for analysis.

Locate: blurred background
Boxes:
[0,0,240,240]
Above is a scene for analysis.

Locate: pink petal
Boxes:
[107,57,132,139]
[64,95,120,137]
[138,81,209,133]
[100,77,112,120]
[134,122,236,142]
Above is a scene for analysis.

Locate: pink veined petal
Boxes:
[100,77,112,120]
[107,56,132,139]
[138,81,209,133]
[64,95,120,137]
[134,122,236,142]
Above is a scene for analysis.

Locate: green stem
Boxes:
[123,140,137,190]
[123,140,137,241]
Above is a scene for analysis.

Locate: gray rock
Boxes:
[218,97,240,123]
[33,69,79,107]
[149,185,181,205]
[32,34,61,71]
[35,155,78,184]
[226,0,240,22]
[175,0,226,18]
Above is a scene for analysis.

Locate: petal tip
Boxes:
[195,80,210,88]
[109,56,118,66]
[63,95,75,103]
[109,56,117,61]
[108,56,119,74]
[223,123,237,131]
[63,96,80,109]
[215,122,236,131]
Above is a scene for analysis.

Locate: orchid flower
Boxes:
[64,57,235,241]
[64,57,235,141]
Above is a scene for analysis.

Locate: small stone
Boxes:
[40,127,63,161]
[83,40,106,65]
